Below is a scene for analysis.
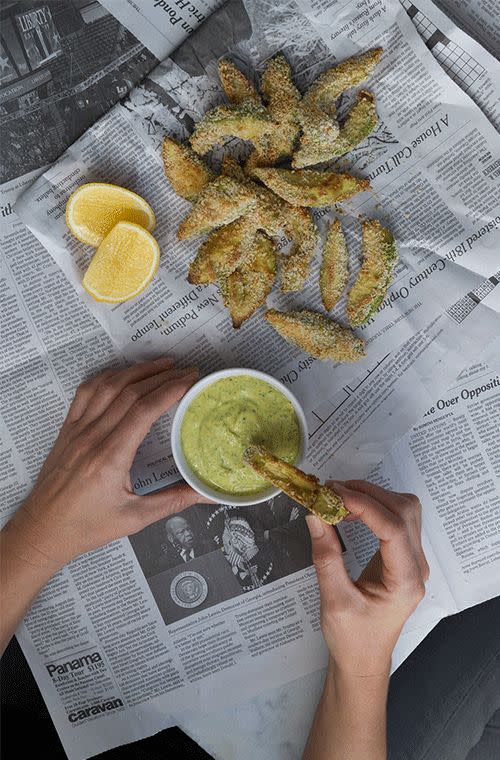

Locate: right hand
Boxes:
[306,481,429,678]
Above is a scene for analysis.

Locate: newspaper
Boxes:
[2,0,500,758]
[403,0,500,130]
[99,0,225,61]
[434,0,500,60]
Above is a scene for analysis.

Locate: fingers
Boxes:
[83,366,197,445]
[330,482,422,586]
[331,482,402,541]
[66,369,116,424]
[342,480,417,514]
[73,357,174,428]
[104,372,199,466]
[127,483,211,532]
[342,480,428,583]
[306,516,353,608]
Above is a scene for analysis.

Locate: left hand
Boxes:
[8,358,208,571]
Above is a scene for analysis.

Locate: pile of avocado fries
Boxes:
[162,48,398,363]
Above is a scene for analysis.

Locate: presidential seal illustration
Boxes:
[170,570,208,608]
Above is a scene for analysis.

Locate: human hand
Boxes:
[306,481,429,679]
[9,358,209,571]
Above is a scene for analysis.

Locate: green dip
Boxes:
[181,375,300,495]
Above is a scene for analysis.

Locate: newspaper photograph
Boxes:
[0,0,157,185]
[1,0,500,758]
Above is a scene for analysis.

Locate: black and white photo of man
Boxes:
[161,514,216,566]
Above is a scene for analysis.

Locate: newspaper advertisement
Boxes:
[2,0,500,758]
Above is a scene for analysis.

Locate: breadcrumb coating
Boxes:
[252,167,370,206]
[190,103,271,155]
[264,308,366,362]
[218,59,261,105]
[177,177,257,239]
[326,90,378,158]
[320,219,349,310]
[220,232,277,327]
[221,154,246,181]
[347,220,398,326]
[280,206,318,291]
[162,137,214,200]
[244,444,349,524]
[255,54,302,164]
[305,48,382,108]
[187,215,257,284]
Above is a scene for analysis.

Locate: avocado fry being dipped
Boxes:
[244,445,348,525]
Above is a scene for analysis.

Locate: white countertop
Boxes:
[181,622,438,759]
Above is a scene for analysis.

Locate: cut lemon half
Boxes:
[83,222,160,303]
[66,182,156,247]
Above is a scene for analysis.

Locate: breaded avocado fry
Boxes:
[244,445,349,525]
[281,206,319,291]
[305,48,383,109]
[320,219,349,310]
[162,137,214,200]
[258,54,302,164]
[187,216,256,284]
[264,309,365,362]
[220,233,277,327]
[187,247,216,285]
[177,177,257,239]
[347,220,398,326]
[252,167,370,206]
[221,154,246,181]
[218,59,261,105]
[293,105,341,168]
[293,49,382,168]
[327,90,378,158]
[190,103,272,155]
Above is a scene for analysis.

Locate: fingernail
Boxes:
[306,515,324,538]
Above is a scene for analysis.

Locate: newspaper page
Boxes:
[9,287,500,760]
[385,338,500,612]
[3,0,500,758]
[434,0,500,60]
[402,0,500,130]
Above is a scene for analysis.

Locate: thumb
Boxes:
[132,482,212,528]
[306,516,353,607]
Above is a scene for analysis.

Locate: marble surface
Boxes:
[181,622,439,760]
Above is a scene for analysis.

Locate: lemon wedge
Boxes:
[83,222,160,303]
[66,182,156,247]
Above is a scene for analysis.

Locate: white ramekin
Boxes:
[170,368,308,506]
